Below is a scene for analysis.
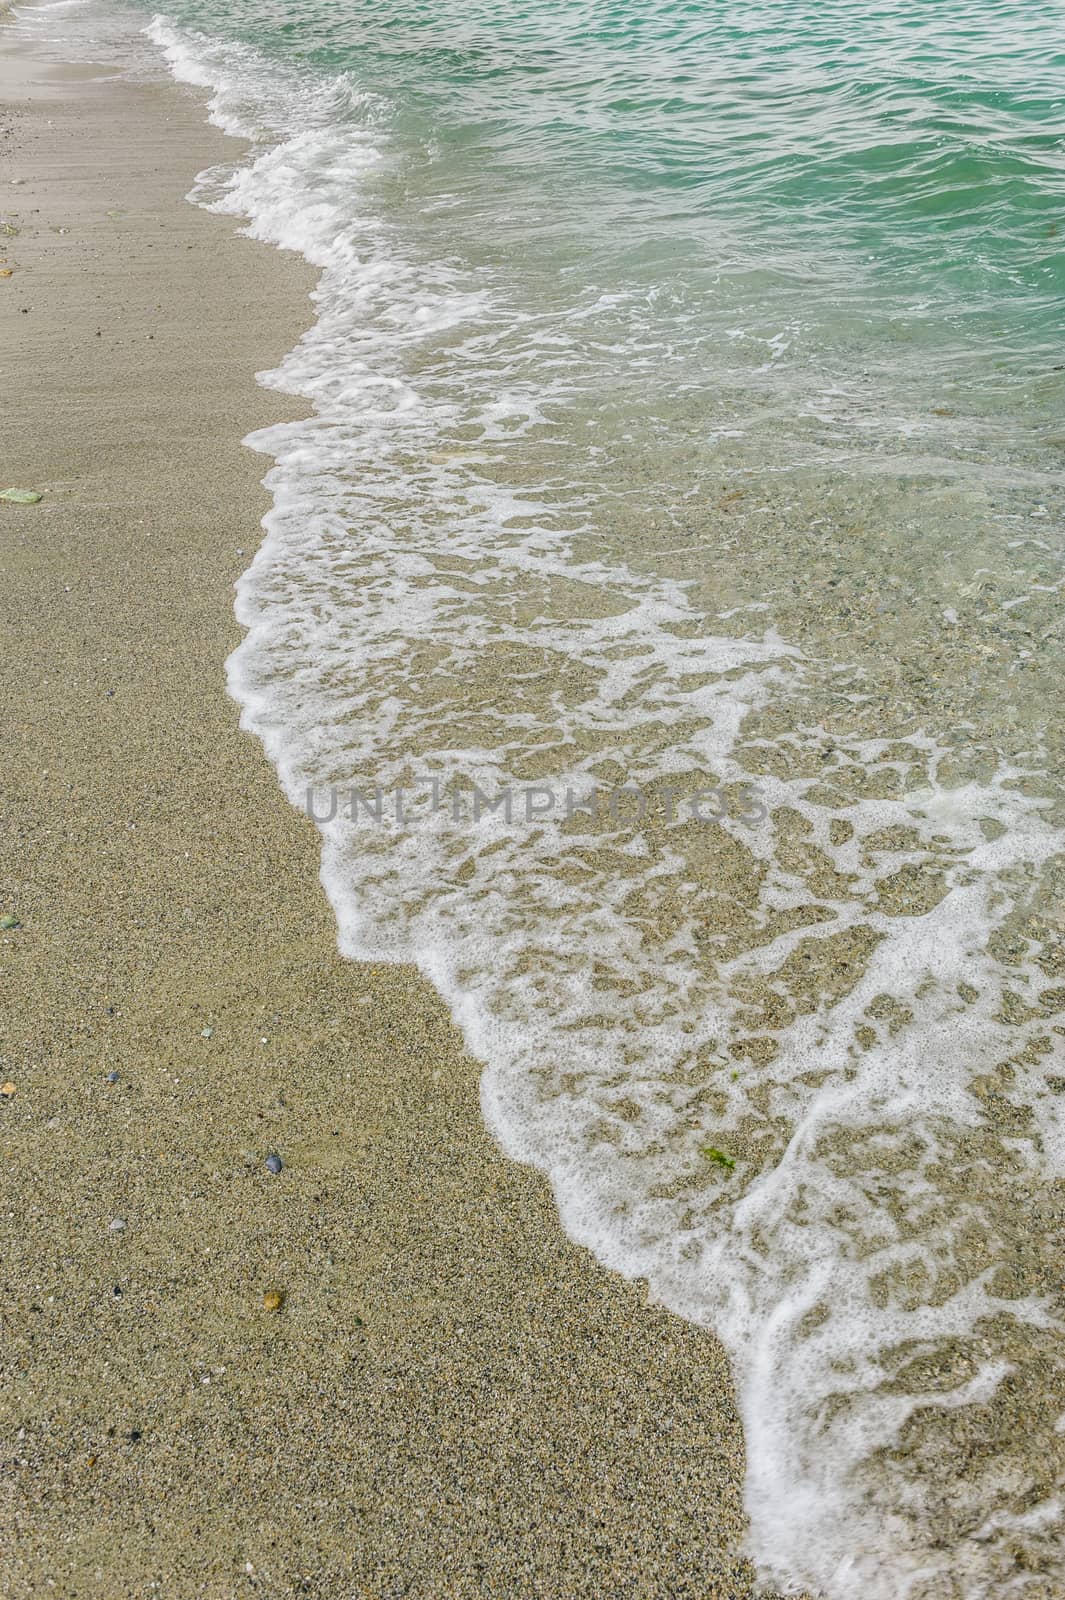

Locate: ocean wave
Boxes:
[149,9,1065,1593]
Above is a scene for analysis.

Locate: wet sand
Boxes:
[0,25,791,1600]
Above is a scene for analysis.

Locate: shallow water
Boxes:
[24,0,1065,1589]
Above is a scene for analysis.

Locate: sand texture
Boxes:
[0,28,790,1600]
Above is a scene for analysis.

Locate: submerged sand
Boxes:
[0,28,793,1600]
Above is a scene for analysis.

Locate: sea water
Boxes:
[21,0,1065,1591]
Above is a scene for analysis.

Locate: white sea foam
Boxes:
[149,16,1065,1594]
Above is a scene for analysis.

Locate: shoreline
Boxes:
[0,22,785,1599]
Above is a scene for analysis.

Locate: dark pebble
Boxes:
[265,1153,283,1175]
[105,1070,120,1083]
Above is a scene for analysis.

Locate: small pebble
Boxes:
[265,1153,283,1175]
[0,1081,15,1099]
[108,1218,126,1232]
[0,913,20,931]
[262,1290,285,1313]
[105,1070,120,1083]
[200,1026,214,1039]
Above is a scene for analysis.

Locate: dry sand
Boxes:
[0,27,783,1600]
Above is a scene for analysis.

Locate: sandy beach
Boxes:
[0,28,788,1599]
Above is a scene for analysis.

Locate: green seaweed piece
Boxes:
[701,1145,736,1172]
[0,488,42,505]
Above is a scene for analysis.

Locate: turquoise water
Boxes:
[42,0,1065,1591]
[145,0,1065,334]
[143,0,1065,525]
